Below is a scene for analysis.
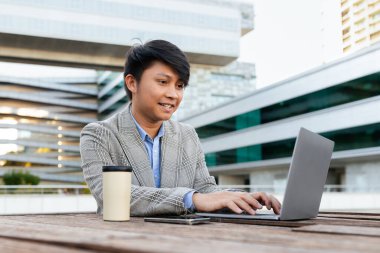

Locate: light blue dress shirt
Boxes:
[131,114,195,211]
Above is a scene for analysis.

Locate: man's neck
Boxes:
[131,107,162,139]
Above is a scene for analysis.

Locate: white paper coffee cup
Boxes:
[102,166,132,221]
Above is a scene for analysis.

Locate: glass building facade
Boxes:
[197,72,380,139]
[0,0,255,183]
[199,71,380,166]
[205,122,380,167]
[181,43,380,192]
[97,61,256,121]
[0,0,254,69]
[0,74,97,183]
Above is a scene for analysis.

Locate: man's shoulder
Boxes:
[81,109,122,135]
[166,119,196,134]
[166,120,201,146]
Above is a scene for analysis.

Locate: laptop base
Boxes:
[195,212,280,220]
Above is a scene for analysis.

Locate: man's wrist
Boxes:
[183,190,197,211]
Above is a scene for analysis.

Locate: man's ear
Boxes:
[125,74,137,94]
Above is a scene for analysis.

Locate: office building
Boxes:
[0,0,255,183]
[181,43,380,192]
[98,62,256,121]
[341,0,380,53]
[0,0,253,69]
[0,73,98,183]
[178,62,255,120]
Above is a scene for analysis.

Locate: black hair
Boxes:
[123,39,190,100]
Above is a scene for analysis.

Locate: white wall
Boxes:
[1,193,379,214]
[0,195,97,215]
[258,193,380,212]
[345,162,380,192]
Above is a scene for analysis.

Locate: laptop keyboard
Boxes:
[216,208,276,216]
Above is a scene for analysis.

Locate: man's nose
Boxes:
[165,85,179,99]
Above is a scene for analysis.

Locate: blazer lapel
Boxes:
[160,121,181,188]
[117,103,155,187]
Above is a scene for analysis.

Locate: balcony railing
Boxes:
[0,185,89,195]
[1,184,379,195]
[217,184,380,193]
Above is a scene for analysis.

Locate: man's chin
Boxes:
[158,109,176,120]
[152,112,172,122]
[161,114,173,121]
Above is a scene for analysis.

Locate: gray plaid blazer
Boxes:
[80,103,221,216]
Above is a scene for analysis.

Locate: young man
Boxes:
[80,40,281,216]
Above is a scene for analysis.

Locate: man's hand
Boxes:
[192,191,281,215]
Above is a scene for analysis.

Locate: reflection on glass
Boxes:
[0,118,18,155]
[206,123,380,167]
[197,73,380,139]
[0,107,13,114]
[17,108,49,118]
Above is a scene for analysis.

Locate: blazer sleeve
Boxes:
[80,123,193,216]
[191,127,244,194]
[190,127,222,193]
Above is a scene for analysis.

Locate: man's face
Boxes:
[127,61,185,124]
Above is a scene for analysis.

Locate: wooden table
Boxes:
[0,212,379,253]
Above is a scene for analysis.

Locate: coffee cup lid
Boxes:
[102,166,132,172]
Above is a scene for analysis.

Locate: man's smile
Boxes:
[158,102,175,109]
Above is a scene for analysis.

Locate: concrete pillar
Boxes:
[249,169,288,193]
[345,161,380,192]
[218,175,245,186]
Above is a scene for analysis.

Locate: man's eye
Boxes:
[177,83,185,89]
[158,80,167,85]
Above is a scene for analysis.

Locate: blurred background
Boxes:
[0,0,379,214]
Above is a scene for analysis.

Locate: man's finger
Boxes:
[252,192,271,210]
[236,197,257,215]
[270,195,282,214]
[242,194,263,210]
[226,201,243,214]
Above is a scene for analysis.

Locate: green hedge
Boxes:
[3,170,40,185]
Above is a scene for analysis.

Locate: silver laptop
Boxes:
[196,127,335,221]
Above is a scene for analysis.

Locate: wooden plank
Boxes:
[320,211,380,216]
[293,224,380,237]
[318,213,380,221]
[0,219,297,253]
[1,213,316,228]
[0,214,380,252]
[0,237,99,253]
[313,217,380,228]
[208,217,316,227]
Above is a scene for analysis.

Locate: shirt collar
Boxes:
[130,111,165,141]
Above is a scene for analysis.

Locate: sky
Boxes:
[239,0,342,88]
